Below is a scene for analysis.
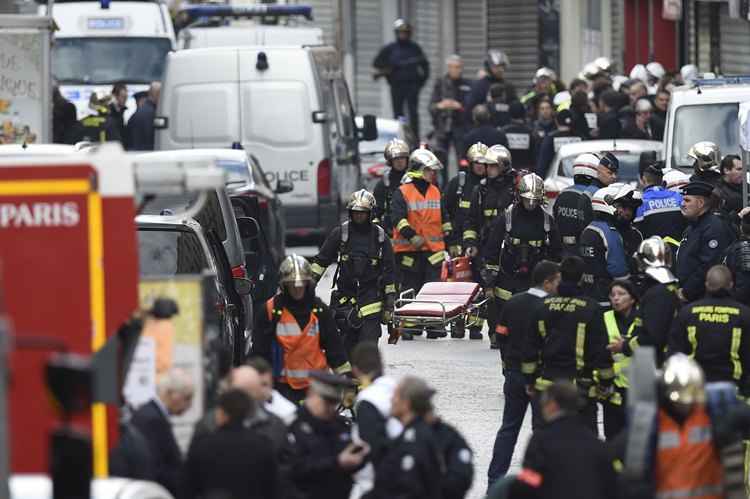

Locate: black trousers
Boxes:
[391,83,421,139]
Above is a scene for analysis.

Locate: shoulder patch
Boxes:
[708,239,719,249]
[401,454,415,471]
[458,448,472,463]
[404,428,416,442]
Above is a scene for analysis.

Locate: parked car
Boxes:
[543,139,663,205]
[11,475,174,499]
[356,116,416,191]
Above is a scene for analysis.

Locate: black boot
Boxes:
[469,328,483,340]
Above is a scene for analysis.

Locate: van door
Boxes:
[331,77,362,204]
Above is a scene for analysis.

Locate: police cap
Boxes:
[309,370,355,401]
[599,152,619,173]
[681,181,714,198]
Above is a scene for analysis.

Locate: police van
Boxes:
[664,77,750,172]
[155,40,377,242]
[48,0,176,119]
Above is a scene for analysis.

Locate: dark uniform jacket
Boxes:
[183,421,279,499]
[500,120,535,171]
[634,185,686,247]
[371,418,443,499]
[443,170,484,249]
[724,237,750,305]
[534,129,582,177]
[715,179,743,222]
[127,99,156,151]
[429,75,472,137]
[130,400,182,497]
[553,179,600,253]
[676,211,736,302]
[463,173,517,248]
[373,167,407,233]
[286,406,357,499]
[108,102,128,147]
[522,283,613,386]
[510,415,616,499]
[466,76,518,118]
[430,419,473,499]
[460,125,508,159]
[373,40,429,87]
[668,291,750,393]
[623,276,680,365]
[579,216,631,303]
[496,288,548,371]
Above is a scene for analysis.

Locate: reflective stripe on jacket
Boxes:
[603,310,635,388]
[266,299,328,390]
[392,182,446,253]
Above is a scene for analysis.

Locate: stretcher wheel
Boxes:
[451,318,465,338]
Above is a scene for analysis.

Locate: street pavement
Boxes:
[313,263,534,499]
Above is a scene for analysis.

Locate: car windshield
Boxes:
[672,103,740,169]
[559,151,650,182]
[361,127,399,156]
[217,160,253,187]
[52,37,171,84]
[138,228,208,276]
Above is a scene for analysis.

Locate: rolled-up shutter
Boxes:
[456,0,487,80]
[294,0,337,46]
[719,3,750,74]
[486,0,538,92]
[411,0,443,139]
[352,0,383,116]
[611,0,625,73]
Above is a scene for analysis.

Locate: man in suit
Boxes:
[131,368,194,497]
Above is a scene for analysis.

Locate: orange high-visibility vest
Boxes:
[266,299,328,390]
[654,406,724,499]
[392,182,446,253]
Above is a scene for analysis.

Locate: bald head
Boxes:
[705,265,733,295]
[230,366,261,399]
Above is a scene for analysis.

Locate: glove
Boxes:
[465,246,478,258]
[381,295,395,324]
[449,245,462,258]
[410,235,425,248]
[595,383,614,401]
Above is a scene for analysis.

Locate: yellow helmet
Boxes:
[466,142,489,164]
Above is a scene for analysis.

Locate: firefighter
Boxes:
[668,265,750,392]
[521,256,614,432]
[390,149,451,340]
[609,237,680,366]
[78,91,120,143]
[634,159,686,254]
[373,139,411,234]
[579,185,630,305]
[723,208,750,305]
[676,181,736,303]
[688,141,722,186]
[251,254,351,403]
[553,152,618,257]
[311,190,396,356]
[443,142,489,258]
[611,184,644,272]
[481,173,561,343]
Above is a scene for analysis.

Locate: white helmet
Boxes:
[612,183,643,209]
[612,75,629,92]
[553,90,571,107]
[646,62,666,82]
[409,148,443,172]
[594,56,613,74]
[534,67,557,83]
[629,64,648,84]
[680,64,699,82]
[572,153,600,178]
[591,186,618,216]
[663,169,690,192]
[582,62,601,81]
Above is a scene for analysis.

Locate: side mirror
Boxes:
[153,116,168,130]
[236,216,260,239]
[357,114,378,141]
[275,179,294,194]
[233,277,253,295]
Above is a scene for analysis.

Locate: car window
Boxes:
[333,79,355,139]
[671,103,740,169]
[559,151,652,182]
[217,159,253,188]
[141,191,228,242]
[138,228,208,276]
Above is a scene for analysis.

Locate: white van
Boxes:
[664,77,750,171]
[49,0,176,119]
[155,45,377,241]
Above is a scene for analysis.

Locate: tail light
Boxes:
[258,197,269,210]
[231,264,247,278]
[317,158,331,198]
[367,163,387,178]
[545,190,559,200]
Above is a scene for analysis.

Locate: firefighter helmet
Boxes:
[279,254,313,287]
[466,142,489,164]
[393,18,411,32]
[636,236,677,284]
[347,189,376,212]
[661,353,706,406]
[486,49,510,68]
[485,144,512,169]
[409,148,443,172]
[687,141,721,174]
[518,173,545,210]
[384,138,410,162]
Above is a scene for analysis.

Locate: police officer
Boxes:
[460,105,508,158]
[634,159,686,253]
[676,181,736,303]
[429,54,472,176]
[252,255,351,404]
[520,67,557,120]
[688,141,722,186]
[723,208,750,305]
[373,20,430,138]
[534,109,582,177]
[425,408,474,499]
[579,186,631,305]
[311,190,396,355]
[668,265,750,394]
[374,139,411,234]
[285,371,367,499]
[443,142,489,258]
[611,184,644,272]
[390,149,451,339]
[553,152,618,257]
[499,102,535,171]
[466,49,517,118]
[78,91,121,143]
[609,237,681,366]
[482,173,561,337]
[370,376,443,499]
[521,256,614,432]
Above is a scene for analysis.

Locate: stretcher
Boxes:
[390,281,487,337]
